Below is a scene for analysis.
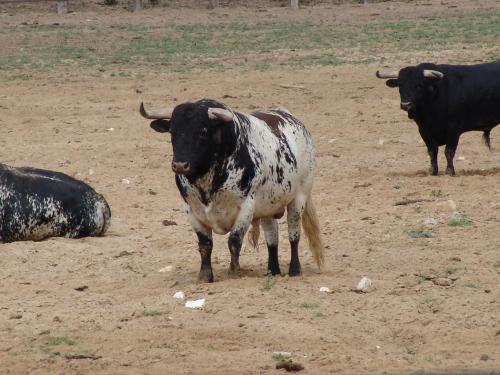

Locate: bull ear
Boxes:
[150,119,171,133]
[386,79,399,88]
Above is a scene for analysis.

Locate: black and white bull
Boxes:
[0,164,111,242]
[140,98,324,282]
[376,61,500,175]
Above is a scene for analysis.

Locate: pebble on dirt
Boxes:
[355,276,373,293]
[158,265,173,273]
[319,286,331,293]
[433,278,452,286]
[173,291,185,300]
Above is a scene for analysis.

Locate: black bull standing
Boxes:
[0,164,111,242]
[376,61,500,175]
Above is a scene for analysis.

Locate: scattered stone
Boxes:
[355,276,373,293]
[173,291,185,300]
[158,265,173,273]
[53,316,62,323]
[162,219,177,226]
[114,250,134,258]
[74,285,88,292]
[276,359,304,372]
[88,169,94,176]
[423,218,438,226]
[9,313,22,320]
[484,289,491,294]
[456,156,466,161]
[185,298,205,309]
[450,256,462,262]
[121,178,130,184]
[433,278,452,286]
[319,286,331,293]
[107,127,114,132]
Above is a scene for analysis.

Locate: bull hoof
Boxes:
[198,268,214,283]
[429,168,438,176]
[288,264,301,277]
[228,265,241,278]
[446,167,456,176]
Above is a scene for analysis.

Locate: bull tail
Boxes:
[246,219,260,250]
[301,194,325,268]
[483,130,492,150]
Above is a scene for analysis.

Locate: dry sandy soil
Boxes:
[0,1,499,374]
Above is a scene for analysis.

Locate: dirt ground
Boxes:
[0,1,499,374]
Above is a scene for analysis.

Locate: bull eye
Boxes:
[201,127,208,136]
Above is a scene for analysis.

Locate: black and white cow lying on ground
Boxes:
[0,164,111,242]
[376,61,500,175]
[140,98,324,282]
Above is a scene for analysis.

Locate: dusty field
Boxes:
[0,1,499,374]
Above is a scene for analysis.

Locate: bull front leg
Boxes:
[445,133,460,176]
[186,205,214,282]
[227,195,255,277]
[418,127,439,175]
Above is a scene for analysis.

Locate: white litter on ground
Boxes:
[173,291,185,300]
[185,298,205,309]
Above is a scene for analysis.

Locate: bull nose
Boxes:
[400,102,412,111]
[172,161,190,174]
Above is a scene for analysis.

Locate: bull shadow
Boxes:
[388,167,500,178]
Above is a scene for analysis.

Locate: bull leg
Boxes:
[419,128,439,175]
[286,195,307,277]
[185,205,214,282]
[227,195,255,277]
[196,231,214,283]
[428,146,439,176]
[261,217,281,275]
[445,135,460,176]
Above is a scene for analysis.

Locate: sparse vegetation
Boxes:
[300,302,319,308]
[44,337,77,346]
[2,12,500,79]
[445,267,458,275]
[480,354,490,361]
[262,271,276,291]
[448,212,473,227]
[407,227,433,238]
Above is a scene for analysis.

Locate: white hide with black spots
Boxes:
[0,164,111,243]
[177,107,315,239]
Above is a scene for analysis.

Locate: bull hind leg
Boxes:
[261,217,281,275]
[286,195,307,277]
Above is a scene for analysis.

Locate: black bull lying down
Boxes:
[140,99,324,282]
[376,61,500,175]
[0,164,111,242]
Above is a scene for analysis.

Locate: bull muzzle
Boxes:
[172,161,190,175]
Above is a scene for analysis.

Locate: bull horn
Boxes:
[208,108,234,122]
[139,102,173,120]
[423,70,444,79]
[376,70,399,79]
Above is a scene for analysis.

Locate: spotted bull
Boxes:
[0,164,111,242]
[140,98,324,282]
[376,61,500,175]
